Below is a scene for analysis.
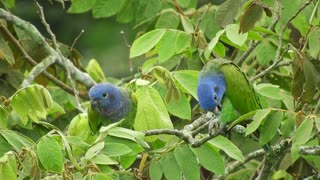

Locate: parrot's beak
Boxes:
[91,99,99,110]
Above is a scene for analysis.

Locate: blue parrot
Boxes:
[88,83,136,132]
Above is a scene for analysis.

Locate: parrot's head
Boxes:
[197,71,226,112]
[88,83,121,117]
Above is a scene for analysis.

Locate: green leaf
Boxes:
[180,15,194,33]
[175,31,192,54]
[209,135,244,162]
[174,145,200,180]
[92,0,124,18]
[37,136,63,173]
[192,142,224,175]
[0,152,17,180]
[117,0,135,23]
[213,42,226,57]
[160,153,182,180]
[225,24,248,46]
[149,160,163,180]
[130,29,166,58]
[158,31,178,63]
[154,83,191,120]
[215,0,241,27]
[246,108,272,136]
[254,40,277,66]
[11,84,53,125]
[104,136,144,154]
[91,154,118,165]
[85,142,105,160]
[0,136,11,157]
[228,110,257,130]
[308,27,320,58]
[240,2,264,33]
[101,143,132,157]
[173,70,199,100]
[68,0,96,13]
[220,97,240,124]
[280,111,295,138]
[85,59,106,83]
[291,117,314,162]
[67,113,97,144]
[259,111,283,145]
[256,83,282,100]
[66,136,90,149]
[0,34,15,65]
[0,130,34,152]
[107,127,145,143]
[0,107,8,129]
[177,0,197,8]
[135,0,162,24]
[205,30,225,59]
[156,11,180,29]
[134,86,173,140]
[302,59,320,102]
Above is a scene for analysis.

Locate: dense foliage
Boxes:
[0,0,320,179]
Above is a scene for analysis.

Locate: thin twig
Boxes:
[120,30,134,77]
[35,2,85,112]
[67,29,85,58]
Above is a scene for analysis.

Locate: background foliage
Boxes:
[0,0,320,179]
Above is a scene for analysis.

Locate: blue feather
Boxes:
[89,83,130,121]
[197,71,226,111]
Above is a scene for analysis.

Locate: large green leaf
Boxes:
[67,0,96,13]
[37,136,64,173]
[0,152,17,180]
[158,31,178,63]
[192,142,224,175]
[92,0,124,18]
[246,108,272,136]
[160,153,182,180]
[11,84,53,125]
[225,24,248,46]
[100,143,132,157]
[174,145,200,180]
[173,70,199,100]
[0,130,34,152]
[134,86,173,140]
[156,11,179,29]
[291,117,314,162]
[130,29,166,58]
[149,160,163,180]
[85,59,106,83]
[215,0,241,27]
[0,107,8,129]
[209,135,244,162]
[259,111,283,145]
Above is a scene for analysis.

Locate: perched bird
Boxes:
[88,83,136,132]
[197,58,261,116]
[197,58,270,150]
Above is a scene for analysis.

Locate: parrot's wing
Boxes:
[213,58,261,114]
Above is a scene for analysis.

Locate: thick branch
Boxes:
[145,113,248,148]
[299,145,320,155]
[0,25,88,99]
[0,8,95,88]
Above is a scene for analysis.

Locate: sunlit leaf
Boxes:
[37,136,63,173]
[68,0,96,13]
[174,145,200,180]
[246,108,272,136]
[130,29,166,58]
[225,24,248,46]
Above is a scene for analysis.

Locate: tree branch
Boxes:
[0,25,88,99]
[223,149,266,177]
[299,145,320,155]
[0,8,96,88]
[145,113,248,148]
[251,0,313,81]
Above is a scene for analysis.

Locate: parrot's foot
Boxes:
[208,117,220,135]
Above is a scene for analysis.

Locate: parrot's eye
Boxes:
[213,94,218,101]
[102,93,108,98]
